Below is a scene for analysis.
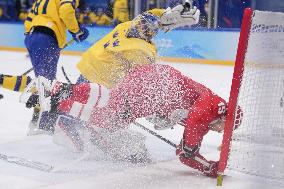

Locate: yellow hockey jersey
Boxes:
[77,9,165,89]
[77,22,157,89]
[24,0,80,48]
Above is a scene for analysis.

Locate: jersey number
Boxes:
[32,0,49,15]
[217,102,226,115]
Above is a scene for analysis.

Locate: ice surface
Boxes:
[0,51,282,189]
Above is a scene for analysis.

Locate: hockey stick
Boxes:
[0,153,53,172]
[62,39,75,49]
[133,121,177,148]
[22,39,75,76]
[22,67,34,75]
[133,121,211,168]
[61,66,72,84]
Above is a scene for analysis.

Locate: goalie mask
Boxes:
[128,12,160,42]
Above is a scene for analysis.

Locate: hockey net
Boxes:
[218,8,284,182]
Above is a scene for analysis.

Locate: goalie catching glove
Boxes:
[160,0,200,32]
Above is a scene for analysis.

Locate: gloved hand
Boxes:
[176,139,200,158]
[70,26,89,42]
[202,161,219,178]
[26,93,39,108]
[176,139,219,178]
[160,3,200,32]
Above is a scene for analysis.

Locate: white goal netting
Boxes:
[227,10,284,180]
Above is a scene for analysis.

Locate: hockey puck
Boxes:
[0,94,3,99]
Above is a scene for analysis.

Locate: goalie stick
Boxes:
[134,121,177,148]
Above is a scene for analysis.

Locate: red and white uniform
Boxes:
[54,82,110,122]
[56,64,227,176]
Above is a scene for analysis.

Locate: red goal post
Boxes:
[217,7,284,185]
[217,8,253,185]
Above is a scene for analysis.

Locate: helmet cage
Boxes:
[131,13,160,41]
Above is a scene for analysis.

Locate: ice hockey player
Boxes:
[1,1,199,137]
[0,0,200,93]
[0,0,198,94]
[40,63,242,177]
[23,0,89,134]
[75,0,200,88]
[18,0,200,135]
[24,0,89,81]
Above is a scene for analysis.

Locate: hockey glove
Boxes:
[176,139,219,178]
[26,93,39,108]
[70,26,89,42]
[176,139,200,158]
[160,3,200,32]
[202,161,219,178]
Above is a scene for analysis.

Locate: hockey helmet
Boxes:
[210,104,243,131]
[130,12,160,41]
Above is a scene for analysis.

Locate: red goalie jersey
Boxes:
[55,64,227,177]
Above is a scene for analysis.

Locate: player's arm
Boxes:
[59,0,89,42]
[177,116,219,178]
[175,90,227,177]
[176,139,219,178]
[59,0,80,33]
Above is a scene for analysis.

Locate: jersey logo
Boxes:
[113,31,119,38]
[112,39,120,47]
[103,41,110,49]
